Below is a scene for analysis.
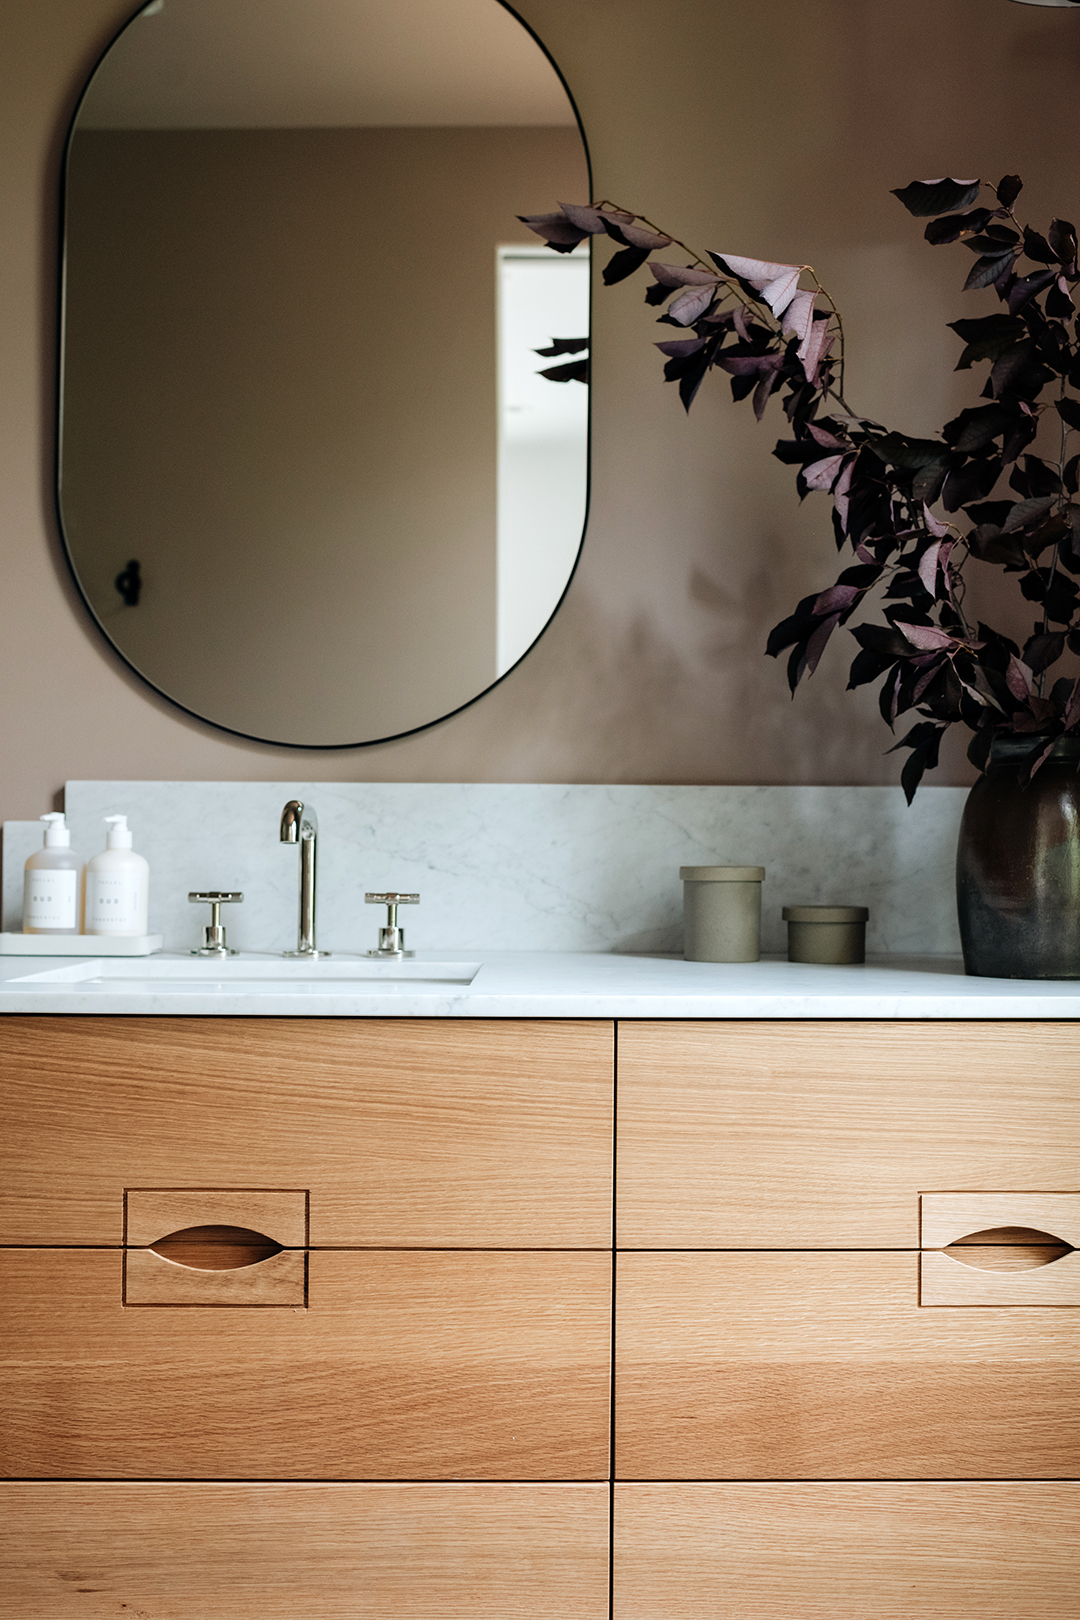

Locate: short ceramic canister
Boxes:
[680,866,765,962]
[783,904,869,965]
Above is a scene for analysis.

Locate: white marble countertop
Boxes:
[0,950,1077,1017]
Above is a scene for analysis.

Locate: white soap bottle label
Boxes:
[85,871,143,934]
[23,869,79,931]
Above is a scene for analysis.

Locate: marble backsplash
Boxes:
[2,780,967,956]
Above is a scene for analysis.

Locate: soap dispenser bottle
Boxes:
[23,812,82,934]
[85,815,150,936]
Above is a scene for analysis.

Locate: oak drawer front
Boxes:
[617,1021,1080,1247]
[615,1253,1079,1478]
[0,1017,613,1247]
[613,1482,1079,1620]
[0,1482,610,1619]
[0,1250,611,1479]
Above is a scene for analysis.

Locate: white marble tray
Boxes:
[0,933,163,956]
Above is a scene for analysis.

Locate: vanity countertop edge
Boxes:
[1,951,1078,1017]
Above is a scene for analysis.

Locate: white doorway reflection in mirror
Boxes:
[496,244,589,676]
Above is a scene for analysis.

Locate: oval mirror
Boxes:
[59,0,590,745]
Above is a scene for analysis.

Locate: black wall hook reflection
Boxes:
[114,558,141,606]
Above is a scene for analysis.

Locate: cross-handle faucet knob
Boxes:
[365,892,419,959]
[189,891,243,957]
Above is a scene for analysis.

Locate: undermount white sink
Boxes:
[10,955,481,990]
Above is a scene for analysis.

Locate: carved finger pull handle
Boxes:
[123,1188,308,1307]
[920,1192,1079,1307]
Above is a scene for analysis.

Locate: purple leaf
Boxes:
[1008,267,1058,315]
[1023,631,1065,674]
[649,262,721,289]
[813,583,861,615]
[782,288,816,344]
[960,669,1003,713]
[883,664,903,723]
[924,208,994,246]
[1003,495,1056,533]
[989,340,1036,399]
[1006,655,1034,701]
[807,423,847,451]
[833,459,855,528]
[559,202,625,234]
[719,353,784,377]
[917,541,942,596]
[1049,218,1078,269]
[712,254,803,318]
[535,337,589,356]
[654,337,709,358]
[538,359,588,383]
[752,363,785,421]
[732,305,751,341]
[608,220,672,250]
[964,252,1017,292]
[912,658,946,705]
[997,175,1023,210]
[602,244,652,286]
[804,612,841,674]
[896,621,957,652]
[518,212,589,251]
[668,284,719,325]
[803,453,847,492]
[892,177,981,217]
[1022,227,1056,264]
[922,504,951,538]
[796,309,829,381]
[1028,737,1059,780]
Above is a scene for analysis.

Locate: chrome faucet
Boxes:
[279,799,328,957]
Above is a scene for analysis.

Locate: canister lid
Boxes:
[782,905,869,923]
[680,865,766,882]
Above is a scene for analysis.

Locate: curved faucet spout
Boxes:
[279,799,325,956]
[279,799,304,844]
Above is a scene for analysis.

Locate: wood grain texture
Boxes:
[617,1021,1080,1246]
[0,1017,613,1246]
[124,1246,306,1305]
[126,1187,308,1247]
[921,1190,1080,1248]
[615,1251,1079,1477]
[1,1249,610,1478]
[0,1482,609,1618]
[920,1248,1080,1305]
[613,1482,1079,1619]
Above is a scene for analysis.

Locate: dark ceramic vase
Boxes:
[956,734,1080,978]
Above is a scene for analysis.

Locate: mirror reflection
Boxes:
[59,0,589,744]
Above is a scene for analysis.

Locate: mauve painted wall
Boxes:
[1,0,1078,821]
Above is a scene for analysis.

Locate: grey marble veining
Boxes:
[4,781,966,956]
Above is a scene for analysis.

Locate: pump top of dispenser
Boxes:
[103,814,134,849]
[39,813,71,848]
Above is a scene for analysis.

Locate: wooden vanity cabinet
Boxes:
[2,1013,1077,1617]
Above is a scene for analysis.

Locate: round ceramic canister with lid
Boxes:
[783,904,869,964]
[680,866,765,962]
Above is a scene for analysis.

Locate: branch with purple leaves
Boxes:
[520,177,1080,800]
